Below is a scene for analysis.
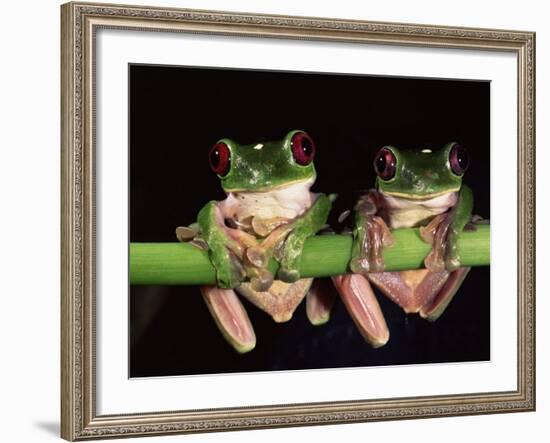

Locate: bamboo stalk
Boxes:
[130,225,489,286]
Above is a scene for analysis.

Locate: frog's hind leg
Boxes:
[331,274,389,348]
[236,278,313,323]
[419,267,471,321]
[366,270,448,315]
[306,278,337,326]
[366,268,470,321]
[200,285,256,353]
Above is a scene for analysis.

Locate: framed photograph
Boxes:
[61,1,535,440]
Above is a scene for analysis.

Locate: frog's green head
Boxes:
[208,130,317,192]
[373,143,469,199]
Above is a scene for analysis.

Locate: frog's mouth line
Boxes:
[381,187,460,201]
[223,177,315,194]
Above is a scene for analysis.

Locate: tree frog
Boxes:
[177,130,334,353]
[332,143,474,347]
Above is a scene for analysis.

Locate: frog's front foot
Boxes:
[267,193,332,283]
[349,215,393,274]
[277,225,309,283]
[177,222,248,288]
[419,213,461,272]
[349,193,394,274]
[182,201,272,289]
[244,220,300,284]
[238,220,292,289]
[242,253,274,292]
[464,214,490,232]
[213,248,249,288]
[276,218,323,283]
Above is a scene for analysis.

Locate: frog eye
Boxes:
[449,144,469,176]
[374,147,397,181]
[209,142,231,177]
[291,132,316,166]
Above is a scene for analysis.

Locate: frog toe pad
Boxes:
[277,267,300,283]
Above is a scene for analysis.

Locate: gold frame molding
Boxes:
[61,2,536,440]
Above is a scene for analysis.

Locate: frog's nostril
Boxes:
[426,171,438,179]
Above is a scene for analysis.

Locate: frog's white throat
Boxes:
[221,179,316,222]
[379,190,458,229]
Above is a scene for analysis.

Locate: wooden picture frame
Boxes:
[61,1,535,440]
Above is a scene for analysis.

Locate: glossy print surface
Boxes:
[130,65,490,376]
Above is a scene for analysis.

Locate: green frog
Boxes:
[177,130,333,353]
[332,143,474,347]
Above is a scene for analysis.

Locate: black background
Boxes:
[129,64,490,377]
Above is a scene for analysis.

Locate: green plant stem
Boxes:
[130,225,489,286]
[130,225,490,285]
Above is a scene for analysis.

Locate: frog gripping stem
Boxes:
[350,192,394,274]
[420,185,474,272]
[278,193,332,282]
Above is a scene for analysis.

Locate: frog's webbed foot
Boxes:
[185,201,267,289]
[349,215,393,273]
[420,185,475,272]
[420,212,462,272]
[232,220,315,322]
[464,214,490,232]
[406,209,473,319]
[349,192,394,274]
[218,225,279,291]
[251,216,289,237]
[237,278,313,323]
[177,224,247,289]
[276,223,309,283]
[240,219,293,291]
[241,256,275,292]
[176,225,209,250]
[366,267,470,321]
[276,194,333,283]
[419,267,471,321]
[331,274,389,348]
[176,224,199,241]
[200,285,256,353]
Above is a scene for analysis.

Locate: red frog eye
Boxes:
[374,147,397,180]
[449,143,469,176]
[209,142,231,177]
[291,131,316,166]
